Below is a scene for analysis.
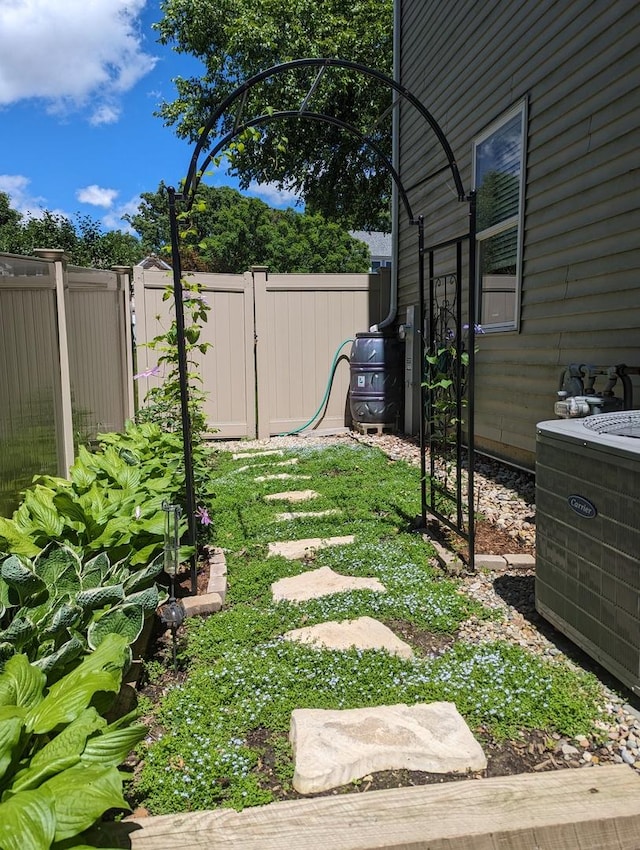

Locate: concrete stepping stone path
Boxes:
[267,535,354,560]
[272,566,385,602]
[290,702,488,794]
[264,490,319,503]
[275,508,341,522]
[284,616,413,659]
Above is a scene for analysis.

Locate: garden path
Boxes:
[232,449,489,794]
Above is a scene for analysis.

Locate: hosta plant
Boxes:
[0,633,146,850]
[0,544,165,680]
[0,421,190,566]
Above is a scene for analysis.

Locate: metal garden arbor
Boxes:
[167,58,477,587]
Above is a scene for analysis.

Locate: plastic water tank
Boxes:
[349,332,403,426]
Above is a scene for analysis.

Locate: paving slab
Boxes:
[232,450,284,460]
[284,616,413,658]
[264,490,319,503]
[267,535,355,560]
[275,509,342,522]
[272,566,385,602]
[474,554,508,570]
[254,473,312,482]
[504,553,536,569]
[290,702,487,794]
[181,593,223,617]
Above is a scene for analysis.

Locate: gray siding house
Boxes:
[396,0,640,468]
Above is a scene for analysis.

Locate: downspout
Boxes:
[375,0,401,332]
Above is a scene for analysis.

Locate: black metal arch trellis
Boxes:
[167,58,476,591]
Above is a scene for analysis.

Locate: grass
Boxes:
[132,441,606,815]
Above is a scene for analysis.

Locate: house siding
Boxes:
[397,0,640,467]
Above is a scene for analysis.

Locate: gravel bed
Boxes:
[215,430,640,774]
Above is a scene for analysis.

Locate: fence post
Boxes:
[251,266,270,439]
[112,265,135,422]
[34,248,74,476]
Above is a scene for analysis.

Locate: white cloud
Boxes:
[247,181,301,209]
[102,195,143,233]
[0,0,157,119]
[76,185,118,208]
[0,174,47,216]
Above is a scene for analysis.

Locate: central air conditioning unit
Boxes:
[535,411,640,694]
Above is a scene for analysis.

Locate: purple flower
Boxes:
[195,505,212,526]
[133,365,162,380]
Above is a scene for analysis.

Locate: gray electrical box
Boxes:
[536,412,640,694]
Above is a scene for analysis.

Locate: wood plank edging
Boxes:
[93,764,640,849]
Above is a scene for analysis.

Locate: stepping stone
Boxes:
[275,509,342,521]
[268,535,355,560]
[264,490,319,503]
[254,473,312,482]
[232,449,284,460]
[272,566,385,602]
[290,702,487,794]
[284,616,413,659]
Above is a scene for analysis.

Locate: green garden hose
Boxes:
[278,337,355,436]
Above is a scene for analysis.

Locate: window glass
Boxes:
[473,101,526,331]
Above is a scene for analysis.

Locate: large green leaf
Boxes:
[43,763,128,841]
[0,787,55,850]
[128,542,163,566]
[10,709,104,793]
[81,723,147,768]
[41,604,83,638]
[87,605,144,650]
[0,707,25,782]
[0,653,45,709]
[0,520,40,560]
[86,517,133,552]
[112,464,141,491]
[51,491,88,531]
[28,636,129,733]
[23,487,65,538]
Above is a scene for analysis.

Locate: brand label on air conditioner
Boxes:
[567,494,597,519]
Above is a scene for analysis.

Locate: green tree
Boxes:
[126,183,370,273]
[155,0,393,230]
[0,192,142,267]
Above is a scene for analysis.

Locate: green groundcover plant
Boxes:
[132,444,606,815]
[0,633,146,850]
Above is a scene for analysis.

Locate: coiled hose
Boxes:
[278,337,355,436]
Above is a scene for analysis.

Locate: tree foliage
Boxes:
[126,183,370,273]
[0,192,142,268]
[155,0,394,230]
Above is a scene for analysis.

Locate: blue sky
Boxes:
[0,0,299,233]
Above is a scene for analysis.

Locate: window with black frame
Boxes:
[473,101,527,331]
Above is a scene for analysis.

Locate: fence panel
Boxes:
[133,269,256,439]
[134,266,386,440]
[256,270,371,437]
[66,266,133,440]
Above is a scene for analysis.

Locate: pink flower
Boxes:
[133,365,162,380]
[195,505,212,526]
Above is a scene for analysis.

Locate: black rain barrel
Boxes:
[349,332,404,425]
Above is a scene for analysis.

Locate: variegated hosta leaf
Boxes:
[75,585,125,612]
[1,556,47,604]
[124,585,159,612]
[33,636,85,679]
[0,616,36,651]
[87,605,144,650]
[122,557,163,593]
[34,543,82,587]
[41,604,83,637]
